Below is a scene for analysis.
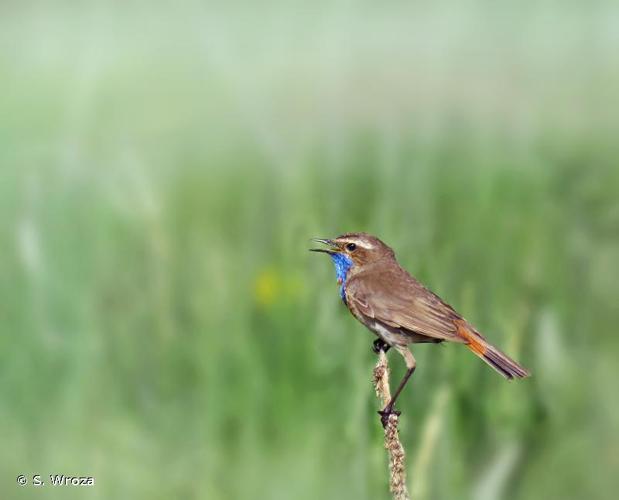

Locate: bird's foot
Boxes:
[372,338,391,354]
[377,406,401,428]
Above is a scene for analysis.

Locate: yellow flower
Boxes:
[254,269,279,307]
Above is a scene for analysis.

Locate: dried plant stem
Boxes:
[373,350,411,500]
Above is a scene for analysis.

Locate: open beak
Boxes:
[309,238,338,254]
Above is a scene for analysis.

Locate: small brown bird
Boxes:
[311,232,529,426]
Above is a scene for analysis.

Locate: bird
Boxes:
[310,232,530,426]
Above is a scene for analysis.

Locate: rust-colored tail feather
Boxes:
[457,322,530,380]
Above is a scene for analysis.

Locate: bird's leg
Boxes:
[378,346,416,427]
[372,338,391,354]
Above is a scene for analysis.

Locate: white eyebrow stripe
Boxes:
[352,239,374,249]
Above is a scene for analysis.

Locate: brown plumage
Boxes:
[311,232,529,425]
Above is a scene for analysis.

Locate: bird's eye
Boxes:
[346,243,357,252]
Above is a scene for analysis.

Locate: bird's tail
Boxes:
[457,322,530,380]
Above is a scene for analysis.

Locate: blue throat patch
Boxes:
[329,253,353,302]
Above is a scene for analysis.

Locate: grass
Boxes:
[1,2,619,499]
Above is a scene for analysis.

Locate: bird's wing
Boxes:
[346,267,466,343]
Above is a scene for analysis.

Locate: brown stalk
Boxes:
[373,350,411,500]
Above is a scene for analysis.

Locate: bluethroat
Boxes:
[311,233,529,426]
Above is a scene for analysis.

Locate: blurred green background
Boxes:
[1,1,618,499]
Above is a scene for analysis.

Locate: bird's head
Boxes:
[310,232,394,284]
